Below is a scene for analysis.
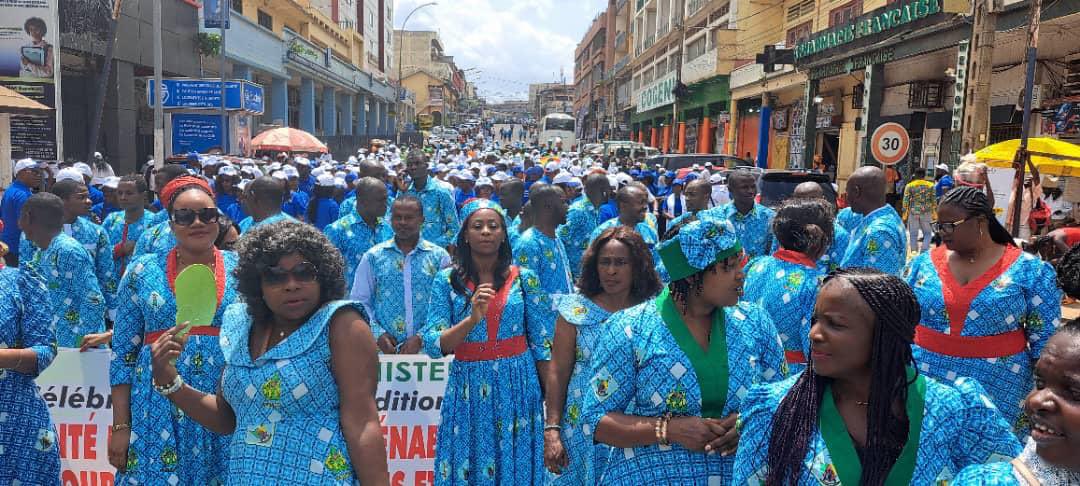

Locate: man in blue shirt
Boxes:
[558,173,611,280]
[2,158,42,266]
[934,163,954,199]
[514,183,573,295]
[325,177,393,289]
[700,169,775,259]
[402,152,459,248]
[840,166,907,275]
[453,171,476,208]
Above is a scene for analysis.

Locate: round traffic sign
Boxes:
[870,122,910,166]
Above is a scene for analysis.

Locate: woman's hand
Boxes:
[704,414,740,456]
[376,333,398,354]
[543,429,569,474]
[149,323,188,388]
[80,331,113,351]
[108,428,130,472]
[666,416,720,452]
[468,284,496,325]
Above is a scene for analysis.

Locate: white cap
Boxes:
[218,165,239,177]
[237,180,250,191]
[491,172,510,182]
[55,167,84,183]
[476,176,494,188]
[271,171,287,181]
[458,171,476,182]
[334,176,347,188]
[103,176,121,189]
[709,173,725,184]
[316,173,336,187]
[568,177,583,188]
[552,172,574,185]
[545,161,561,171]
[936,163,950,172]
[311,167,326,178]
[73,162,93,178]
[13,158,39,175]
[93,151,103,159]
[282,165,300,178]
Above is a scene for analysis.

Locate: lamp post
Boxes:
[397,2,438,144]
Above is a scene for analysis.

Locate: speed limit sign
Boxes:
[870,122,910,166]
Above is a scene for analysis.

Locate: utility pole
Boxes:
[673,0,685,153]
[86,0,123,161]
[960,0,997,154]
[220,0,228,155]
[153,0,163,169]
[1010,0,1042,235]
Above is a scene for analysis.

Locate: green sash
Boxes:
[818,368,926,486]
[655,288,728,418]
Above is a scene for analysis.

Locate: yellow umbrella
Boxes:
[975,137,1080,176]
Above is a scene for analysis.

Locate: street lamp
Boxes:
[397,2,438,143]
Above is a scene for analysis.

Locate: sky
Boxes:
[393,0,608,102]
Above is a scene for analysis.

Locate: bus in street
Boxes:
[537,113,576,151]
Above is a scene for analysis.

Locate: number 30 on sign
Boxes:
[870,122,910,166]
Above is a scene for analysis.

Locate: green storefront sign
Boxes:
[637,72,677,114]
[795,0,942,61]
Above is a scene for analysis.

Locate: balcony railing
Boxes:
[615,31,626,48]
[657,22,669,37]
[687,0,709,17]
[643,35,655,50]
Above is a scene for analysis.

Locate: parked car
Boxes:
[647,154,753,172]
[758,170,836,208]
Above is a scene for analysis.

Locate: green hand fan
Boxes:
[175,264,218,338]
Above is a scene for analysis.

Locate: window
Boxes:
[686,35,708,61]
[787,0,815,21]
[829,0,862,27]
[231,0,242,15]
[785,21,812,47]
[257,9,273,30]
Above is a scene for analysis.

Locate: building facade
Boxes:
[393,30,467,127]
[529,83,575,118]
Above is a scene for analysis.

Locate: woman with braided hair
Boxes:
[743,198,834,374]
[733,269,1021,485]
[109,176,242,483]
[904,186,1061,436]
[581,217,785,484]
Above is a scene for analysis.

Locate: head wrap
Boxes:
[160,176,214,211]
[455,199,508,243]
[658,218,741,281]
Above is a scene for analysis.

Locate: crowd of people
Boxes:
[0,136,1078,486]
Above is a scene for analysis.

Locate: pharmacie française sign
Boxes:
[795,0,957,62]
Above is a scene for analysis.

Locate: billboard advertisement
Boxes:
[0,0,61,160]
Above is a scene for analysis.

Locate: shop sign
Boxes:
[816,103,836,129]
[795,0,945,61]
[809,49,895,80]
[637,72,677,113]
[715,111,731,123]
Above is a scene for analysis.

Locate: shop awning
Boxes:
[975,137,1080,176]
[0,85,51,115]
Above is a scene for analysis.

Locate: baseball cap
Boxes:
[55,167,84,183]
[13,158,40,175]
[316,173,336,187]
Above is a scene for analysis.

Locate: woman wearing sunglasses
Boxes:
[109,176,242,484]
[582,218,786,484]
[419,199,556,484]
[904,186,1061,437]
[145,220,389,484]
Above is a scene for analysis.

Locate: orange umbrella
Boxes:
[250,127,328,153]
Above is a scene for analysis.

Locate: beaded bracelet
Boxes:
[660,413,671,446]
[153,375,184,396]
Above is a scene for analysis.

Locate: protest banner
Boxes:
[376,354,452,486]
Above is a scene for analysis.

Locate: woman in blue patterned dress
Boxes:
[147,220,389,485]
[419,199,556,485]
[905,187,1061,436]
[0,265,60,484]
[743,199,833,374]
[543,226,663,484]
[109,176,241,484]
[732,269,1021,485]
[582,217,786,484]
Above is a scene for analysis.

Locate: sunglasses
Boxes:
[171,208,220,226]
[931,216,969,235]
[260,261,318,286]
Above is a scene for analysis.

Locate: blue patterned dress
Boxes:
[819,223,850,273]
[110,251,240,485]
[904,246,1061,436]
[0,267,60,484]
[352,239,450,344]
[21,233,107,347]
[103,210,153,278]
[324,214,393,292]
[742,253,825,375]
[582,294,786,484]
[237,212,295,234]
[557,199,605,280]
[840,204,907,275]
[403,181,459,247]
[732,374,1022,485]
[836,206,862,232]
[133,220,176,258]
[219,300,366,484]
[420,266,555,485]
[548,294,614,486]
[513,228,575,296]
[699,203,776,259]
[952,438,1080,485]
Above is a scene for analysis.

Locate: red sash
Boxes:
[455,266,527,361]
[785,350,807,364]
[914,245,1027,358]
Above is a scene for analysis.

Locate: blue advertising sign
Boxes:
[172,114,228,155]
[148,79,264,114]
[203,0,230,29]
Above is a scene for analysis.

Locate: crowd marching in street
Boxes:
[1,131,1079,486]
